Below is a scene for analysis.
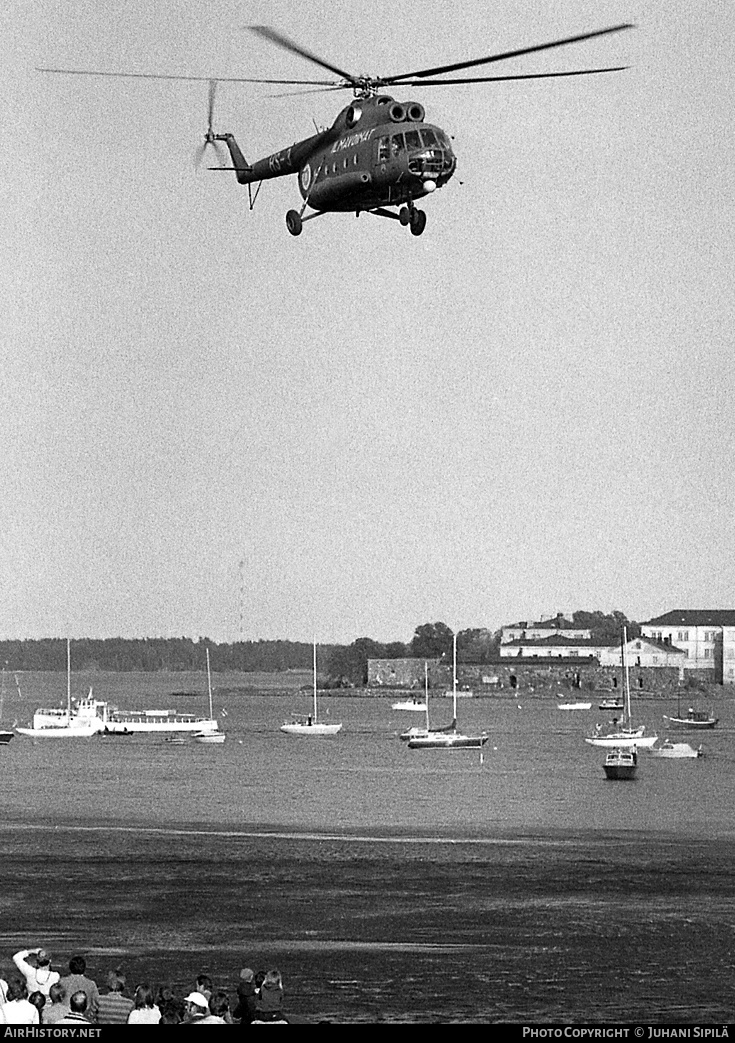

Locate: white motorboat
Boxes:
[558,701,592,711]
[281,642,342,736]
[391,698,428,712]
[193,649,226,744]
[649,741,703,759]
[16,641,108,739]
[406,637,487,751]
[585,627,658,749]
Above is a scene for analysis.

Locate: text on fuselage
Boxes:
[331,128,376,153]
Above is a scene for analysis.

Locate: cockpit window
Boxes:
[420,128,438,147]
[391,133,405,155]
[404,130,422,149]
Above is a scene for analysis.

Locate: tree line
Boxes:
[0,611,637,686]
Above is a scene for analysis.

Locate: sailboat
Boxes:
[0,666,13,745]
[194,649,226,744]
[16,639,108,738]
[585,627,657,748]
[399,663,437,742]
[407,635,488,750]
[281,642,342,736]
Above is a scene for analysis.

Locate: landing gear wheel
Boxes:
[399,206,411,226]
[410,209,427,236]
[286,210,303,237]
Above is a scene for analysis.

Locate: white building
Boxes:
[641,610,735,685]
[501,613,591,645]
[499,636,611,659]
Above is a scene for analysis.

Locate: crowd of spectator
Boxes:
[0,946,288,1025]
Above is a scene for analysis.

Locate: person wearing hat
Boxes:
[12,948,60,999]
[182,992,210,1024]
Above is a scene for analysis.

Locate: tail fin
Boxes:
[215,134,252,184]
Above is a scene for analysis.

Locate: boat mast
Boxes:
[424,661,430,732]
[451,632,458,730]
[66,638,71,718]
[313,640,318,724]
[622,626,631,727]
[206,647,213,720]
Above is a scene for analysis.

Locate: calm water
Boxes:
[1,673,734,1023]
[2,672,734,836]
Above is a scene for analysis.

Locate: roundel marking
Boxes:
[300,163,312,192]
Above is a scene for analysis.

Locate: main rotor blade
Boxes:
[391,66,630,86]
[381,24,634,84]
[249,25,358,84]
[37,67,340,86]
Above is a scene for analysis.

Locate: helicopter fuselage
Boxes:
[218,93,456,216]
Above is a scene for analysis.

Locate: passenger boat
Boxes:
[281,642,342,736]
[194,649,226,744]
[102,708,220,735]
[16,640,108,739]
[599,698,624,711]
[603,747,638,780]
[406,637,487,751]
[102,648,221,736]
[585,627,658,749]
[557,701,592,711]
[649,741,703,759]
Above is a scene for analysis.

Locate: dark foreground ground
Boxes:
[0,821,733,1024]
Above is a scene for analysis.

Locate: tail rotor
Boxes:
[194,79,227,169]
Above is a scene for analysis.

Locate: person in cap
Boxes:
[182,991,209,1024]
[12,947,60,999]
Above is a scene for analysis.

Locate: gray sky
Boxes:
[1,1,732,643]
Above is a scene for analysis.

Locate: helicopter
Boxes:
[40,23,633,237]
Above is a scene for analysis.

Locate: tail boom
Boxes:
[214,129,335,185]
